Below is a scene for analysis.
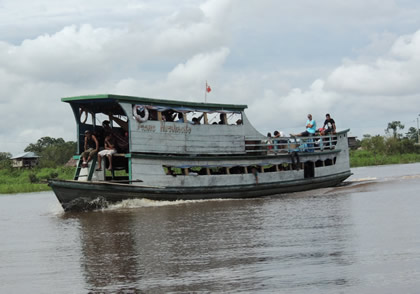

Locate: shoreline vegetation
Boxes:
[350,151,420,167]
[0,167,74,194]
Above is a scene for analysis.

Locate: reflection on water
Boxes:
[1,163,420,293]
[68,193,359,293]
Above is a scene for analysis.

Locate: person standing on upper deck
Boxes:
[292,114,316,137]
[322,113,336,135]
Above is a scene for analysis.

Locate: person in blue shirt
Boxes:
[292,114,316,137]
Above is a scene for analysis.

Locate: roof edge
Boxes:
[61,94,248,110]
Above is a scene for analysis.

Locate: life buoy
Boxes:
[133,105,149,123]
[80,108,88,124]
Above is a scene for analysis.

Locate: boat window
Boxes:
[207,113,223,125]
[278,163,290,171]
[263,165,277,172]
[161,110,176,122]
[164,166,184,176]
[209,167,225,175]
[162,157,338,177]
[304,161,315,178]
[148,109,158,121]
[227,112,242,125]
[187,167,207,175]
[229,166,246,174]
[186,112,205,125]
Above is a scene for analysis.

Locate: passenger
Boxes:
[163,110,176,122]
[291,114,316,137]
[96,134,117,171]
[148,109,158,121]
[176,112,184,123]
[218,113,226,125]
[81,130,99,168]
[322,113,336,135]
[192,113,204,125]
[273,131,280,152]
[266,132,273,154]
[102,120,129,153]
[236,119,243,125]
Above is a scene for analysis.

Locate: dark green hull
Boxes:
[49,171,352,211]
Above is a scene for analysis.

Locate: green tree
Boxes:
[385,121,404,139]
[24,137,76,167]
[405,127,419,142]
[39,141,77,167]
[24,137,66,153]
[0,152,12,169]
[361,135,386,154]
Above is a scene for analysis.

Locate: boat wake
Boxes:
[107,198,231,210]
[64,196,110,212]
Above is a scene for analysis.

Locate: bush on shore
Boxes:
[350,130,420,167]
[0,166,74,194]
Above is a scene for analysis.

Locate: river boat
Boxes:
[48,94,352,211]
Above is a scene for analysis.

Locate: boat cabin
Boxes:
[63,94,264,181]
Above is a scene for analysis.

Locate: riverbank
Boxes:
[350,150,420,167]
[0,167,74,194]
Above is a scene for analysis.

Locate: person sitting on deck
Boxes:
[96,134,117,171]
[81,130,99,168]
[191,113,204,125]
[321,113,336,135]
[291,114,316,137]
[218,113,227,125]
[176,112,184,123]
[162,110,176,122]
[102,120,129,153]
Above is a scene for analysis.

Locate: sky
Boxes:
[2,0,420,155]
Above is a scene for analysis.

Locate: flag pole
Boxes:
[205,81,207,103]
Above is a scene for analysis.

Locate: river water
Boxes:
[1,163,420,293]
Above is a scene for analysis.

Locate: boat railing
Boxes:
[245,134,338,155]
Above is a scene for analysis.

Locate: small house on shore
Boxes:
[11,152,39,168]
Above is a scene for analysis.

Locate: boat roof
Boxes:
[62,94,248,112]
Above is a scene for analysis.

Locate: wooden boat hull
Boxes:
[49,171,352,211]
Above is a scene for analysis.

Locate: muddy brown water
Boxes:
[1,163,420,293]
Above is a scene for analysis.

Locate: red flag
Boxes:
[206,84,211,93]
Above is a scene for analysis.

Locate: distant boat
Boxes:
[48,94,351,211]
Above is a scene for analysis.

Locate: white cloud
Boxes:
[326,30,420,96]
[2,0,420,155]
[168,48,230,86]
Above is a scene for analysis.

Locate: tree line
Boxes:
[355,121,420,155]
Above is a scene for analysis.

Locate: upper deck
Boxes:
[63,94,262,155]
[63,94,349,157]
